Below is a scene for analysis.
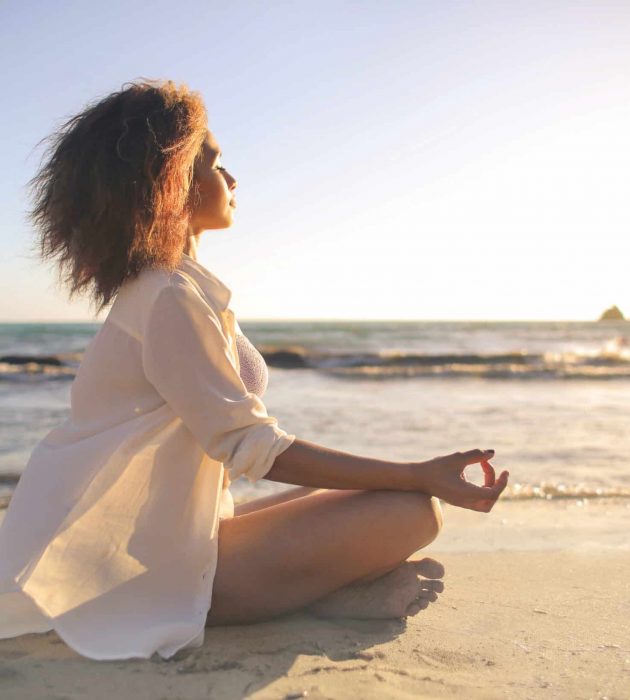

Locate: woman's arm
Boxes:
[265,438,509,513]
[266,438,413,491]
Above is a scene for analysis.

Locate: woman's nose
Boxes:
[223,169,237,190]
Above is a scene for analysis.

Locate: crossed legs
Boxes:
[205,487,443,626]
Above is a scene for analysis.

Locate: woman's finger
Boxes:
[477,473,510,511]
[458,469,509,510]
[492,470,510,496]
[480,459,496,487]
[461,448,495,466]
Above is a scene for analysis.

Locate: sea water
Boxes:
[1,319,629,507]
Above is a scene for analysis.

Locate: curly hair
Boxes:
[27,78,209,316]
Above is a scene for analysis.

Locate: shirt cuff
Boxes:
[223,427,297,484]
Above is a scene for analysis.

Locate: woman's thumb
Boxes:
[494,470,509,493]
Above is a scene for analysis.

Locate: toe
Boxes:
[424,579,445,593]
[414,598,430,612]
[405,598,430,617]
[412,557,445,579]
[405,601,422,617]
[416,577,445,593]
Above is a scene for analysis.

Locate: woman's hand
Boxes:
[414,449,509,512]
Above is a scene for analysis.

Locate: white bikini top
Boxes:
[234,322,268,398]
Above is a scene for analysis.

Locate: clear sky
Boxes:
[1,0,629,322]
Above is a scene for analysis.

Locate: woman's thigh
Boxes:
[232,485,333,517]
[206,488,443,626]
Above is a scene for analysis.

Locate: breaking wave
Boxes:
[1,471,629,511]
[4,344,630,382]
[252,334,630,380]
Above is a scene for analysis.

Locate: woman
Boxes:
[0,80,509,661]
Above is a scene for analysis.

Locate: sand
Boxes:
[1,497,629,700]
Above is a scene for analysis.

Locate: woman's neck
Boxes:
[184,231,200,260]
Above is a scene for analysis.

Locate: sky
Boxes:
[1,0,629,322]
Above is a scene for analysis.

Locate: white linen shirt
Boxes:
[0,253,296,660]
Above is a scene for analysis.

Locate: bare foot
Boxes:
[305,558,445,620]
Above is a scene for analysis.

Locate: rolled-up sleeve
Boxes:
[141,282,296,483]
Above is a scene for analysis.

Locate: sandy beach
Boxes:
[3,0,630,695]
[1,497,628,700]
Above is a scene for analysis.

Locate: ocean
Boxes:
[1,319,629,508]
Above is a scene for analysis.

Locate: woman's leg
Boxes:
[232,486,335,516]
[206,488,443,626]
[234,487,405,585]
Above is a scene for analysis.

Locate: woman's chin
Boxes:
[199,215,235,231]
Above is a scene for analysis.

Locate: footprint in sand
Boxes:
[307,558,445,620]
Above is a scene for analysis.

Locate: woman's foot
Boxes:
[305,558,445,620]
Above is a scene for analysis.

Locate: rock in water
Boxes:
[598,305,625,321]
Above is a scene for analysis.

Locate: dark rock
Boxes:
[0,355,64,366]
[261,349,309,368]
[598,305,625,321]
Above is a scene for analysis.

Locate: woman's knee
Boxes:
[365,490,444,551]
[427,494,444,540]
[394,491,443,547]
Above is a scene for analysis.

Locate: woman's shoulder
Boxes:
[178,254,233,312]
[106,255,233,339]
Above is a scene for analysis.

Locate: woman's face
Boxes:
[187,130,237,233]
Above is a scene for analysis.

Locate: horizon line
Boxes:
[0,317,625,324]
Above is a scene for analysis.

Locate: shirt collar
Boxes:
[179,253,233,311]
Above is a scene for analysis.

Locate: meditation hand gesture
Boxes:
[416,449,509,512]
